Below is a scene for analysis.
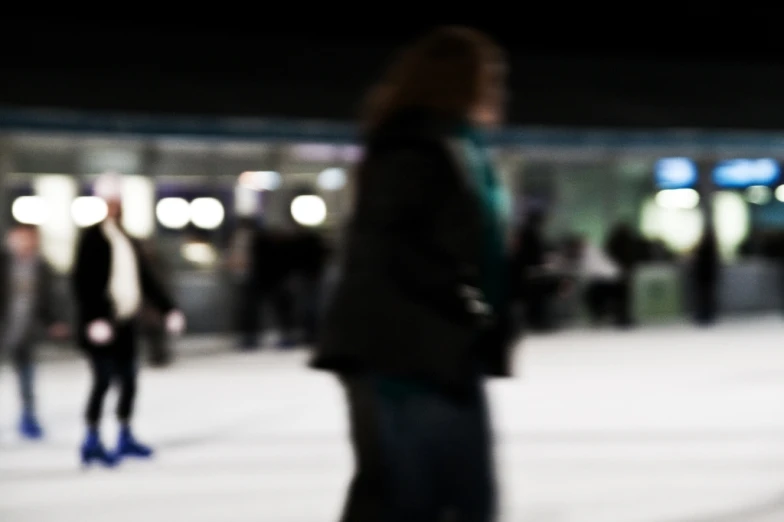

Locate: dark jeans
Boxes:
[85,322,138,426]
[340,376,496,522]
[5,340,35,415]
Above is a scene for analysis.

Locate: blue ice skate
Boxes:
[81,430,118,468]
[115,427,154,460]
[19,412,43,440]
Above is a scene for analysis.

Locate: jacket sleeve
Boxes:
[135,243,175,314]
[352,147,475,320]
[0,252,8,323]
[73,228,108,323]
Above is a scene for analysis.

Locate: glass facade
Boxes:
[4,115,784,329]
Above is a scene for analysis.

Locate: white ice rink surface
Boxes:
[3,317,784,522]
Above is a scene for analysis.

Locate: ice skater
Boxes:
[312,27,516,521]
[72,172,185,467]
[1,223,69,439]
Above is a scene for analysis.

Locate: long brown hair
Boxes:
[362,26,505,132]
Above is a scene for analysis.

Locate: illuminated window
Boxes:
[190,198,225,230]
[12,196,48,225]
[640,198,703,253]
[156,198,190,229]
[121,175,155,238]
[235,184,260,216]
[290,195,327,227]
[71,197,108,227]
[33,175,79,274]
[239,171,281,191]
[180,241,218,267]
[713,191,750,260]
[317,168,347,191]
[746,185,772,205]
[654,189,700,210]
[654,158,698,189]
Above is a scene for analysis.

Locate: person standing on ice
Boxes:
[312,27,515,521]
[0,223,69,439]
[72,172,185,467]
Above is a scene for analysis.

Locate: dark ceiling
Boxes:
[3,20,784,130]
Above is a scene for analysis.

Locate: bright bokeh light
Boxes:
[235,184,259,216]
[121,175,155,238]
[180,242,218,266]
[746,185,772,205]
[317,168,347,191]
[640,198,703,253]
[12,196,48,225]
[776,185,784,202]
[34,175,78,274]
[654,189,700,210]
[239,171,281,191]
[190,198,225,229]
[290,195,327,227]
[156,198,190,229]
[713,191,750,260]
[71,197,108,227]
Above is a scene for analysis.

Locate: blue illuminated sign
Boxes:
[713,159,779,188]
[654,158,698,189]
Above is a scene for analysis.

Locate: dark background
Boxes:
[3,19,784,130]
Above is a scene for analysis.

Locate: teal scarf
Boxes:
[375,125,508,400]
[458,124,508,310]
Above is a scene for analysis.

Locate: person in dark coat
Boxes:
[511,209,556,331]
[236,224,297,349]
[606,222,640,328]
[138,240,174,367]
[291,227,328,344]
[692,226,720,325]
[72,173,185,467]
[311,27,515,522]
[228,217,260,349]
[0,224,69,439]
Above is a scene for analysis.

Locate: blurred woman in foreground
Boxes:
[311,26,515,522]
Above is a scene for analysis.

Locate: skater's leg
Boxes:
[81,351,117,466]
[438,383,497,522]
[339,375,441,522]
[11,342,34,415]
[85,352,113,428]
[114,322,152,458]
[12,341,43,439]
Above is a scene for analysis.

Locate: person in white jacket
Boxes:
[72,172,185,467]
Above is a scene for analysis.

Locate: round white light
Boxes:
[180,242,218,266]
[239,171,281,191]
[317,167,347,191]
[776,185,784,202]
[190,197,225,230]
[746,185,772,205]
[71,197,108,227]
[11,196,48,225]
[654,188,700,210]
[156,198,190,229]
[290,195,327,227]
